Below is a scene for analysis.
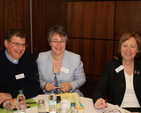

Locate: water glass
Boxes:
[5,101,13,113]
[61,108,68,113]
[37,99,46,113]
[60,100,71,113]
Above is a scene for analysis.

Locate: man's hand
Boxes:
[0,93,12,105]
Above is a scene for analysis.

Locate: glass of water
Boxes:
[5,101,13,113]
[37,99,46,113]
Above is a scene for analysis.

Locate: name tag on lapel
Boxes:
[115,65,124,73]
[15,73,25,80]
[61,67,69,73]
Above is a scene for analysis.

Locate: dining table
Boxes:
[0,94,137,113]
[17,94,95,113]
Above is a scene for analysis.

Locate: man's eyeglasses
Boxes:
[8,40,28,48]
[103,109,121,113]
[50,40,66,45]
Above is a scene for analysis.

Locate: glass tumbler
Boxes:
[37,99,46,113]
[5,101,13,113]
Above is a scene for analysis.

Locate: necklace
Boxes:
[123,60,134,72]
[124,68,133,72]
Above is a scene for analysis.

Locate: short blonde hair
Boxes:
[118,31,141,58]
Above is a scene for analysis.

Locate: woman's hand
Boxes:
[94,98,108,109]
[44,82,55,92]
[60,82,72,93]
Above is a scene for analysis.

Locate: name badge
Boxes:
[15,73,25,80]
[61,67,69,73]
[115,65,124,73]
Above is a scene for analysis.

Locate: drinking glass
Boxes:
[5,101,13,113]
[37,99,46,113]
[61,108,68,113]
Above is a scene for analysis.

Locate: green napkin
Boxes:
[0,108,5,113]
[26,98,38,108]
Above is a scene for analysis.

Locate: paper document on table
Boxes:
[56,93,84,110]
[94,103,130,113]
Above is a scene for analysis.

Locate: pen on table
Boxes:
[104,99,108,108]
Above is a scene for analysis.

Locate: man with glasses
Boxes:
[0,28,40,108]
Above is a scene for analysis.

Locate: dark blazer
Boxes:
[92,58,141,107]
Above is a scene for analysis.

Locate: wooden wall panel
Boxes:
[114,1,141,60]
[1,0,140,96]
[67,1,115,81]
[32,0,63,58]
[0,0,30,52]
[67,1,115,39]
[67,39,113,81]
[115,1,141,40]
[114,41,119,58]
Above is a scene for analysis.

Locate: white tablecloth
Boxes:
[13,94,130,113]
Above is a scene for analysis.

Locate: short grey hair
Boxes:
[47,24,68,43]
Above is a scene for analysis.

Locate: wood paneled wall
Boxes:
[66,1,141,82]
[32,0,63,58]
[114,1,141,57]
[0,0,31,52]
[0,0,141,97]
[65,0,141,97]
[67,1,115,81]
[67,1,115,39]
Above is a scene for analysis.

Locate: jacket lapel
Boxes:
[115,59,125,87]
[133,59,141,89]
[58,50,70,80]
[47,51,54,81]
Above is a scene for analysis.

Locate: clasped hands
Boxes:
[45,82,72,93]
[94,98,108,109]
